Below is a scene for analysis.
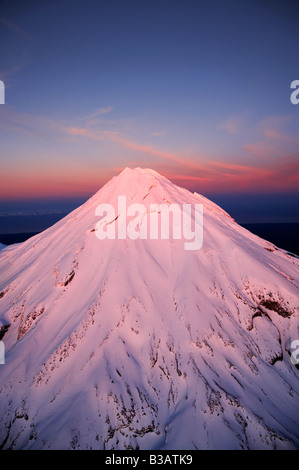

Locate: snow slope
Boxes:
[0,167,298,450]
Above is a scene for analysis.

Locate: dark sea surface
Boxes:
[241,223,299,256]
[0,221,298,256]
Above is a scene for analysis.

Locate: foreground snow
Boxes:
[0,167,298,450]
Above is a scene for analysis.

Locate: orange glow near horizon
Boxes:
[1,157,299,201]
[0,170,110,200]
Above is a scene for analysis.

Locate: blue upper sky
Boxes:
[0,0,298,223]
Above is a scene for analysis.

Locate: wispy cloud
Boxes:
[243,114,299,159]
[0,63,27,84]
[0,17,31,40]
[0,18,32,84]
[151,131,164,137]
[164,156,299,193]
[77,106,113,123]
[218,117,243,134]
[0,106,66,138]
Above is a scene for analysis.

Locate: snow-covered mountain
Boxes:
[0,167,298,450]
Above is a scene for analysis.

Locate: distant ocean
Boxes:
[241,223,299,256]
[0,219,298,257]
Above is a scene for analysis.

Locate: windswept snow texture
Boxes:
[0,167,298,450]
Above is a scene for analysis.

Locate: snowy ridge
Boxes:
[0,167,298,450]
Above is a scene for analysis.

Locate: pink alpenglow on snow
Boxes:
[0,167,298,450]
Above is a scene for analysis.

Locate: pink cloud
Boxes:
[218,117,243,134]
[2,107,299,198]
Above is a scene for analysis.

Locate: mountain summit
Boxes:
[0,167,298,450]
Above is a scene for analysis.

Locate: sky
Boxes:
[0,0,298,224]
